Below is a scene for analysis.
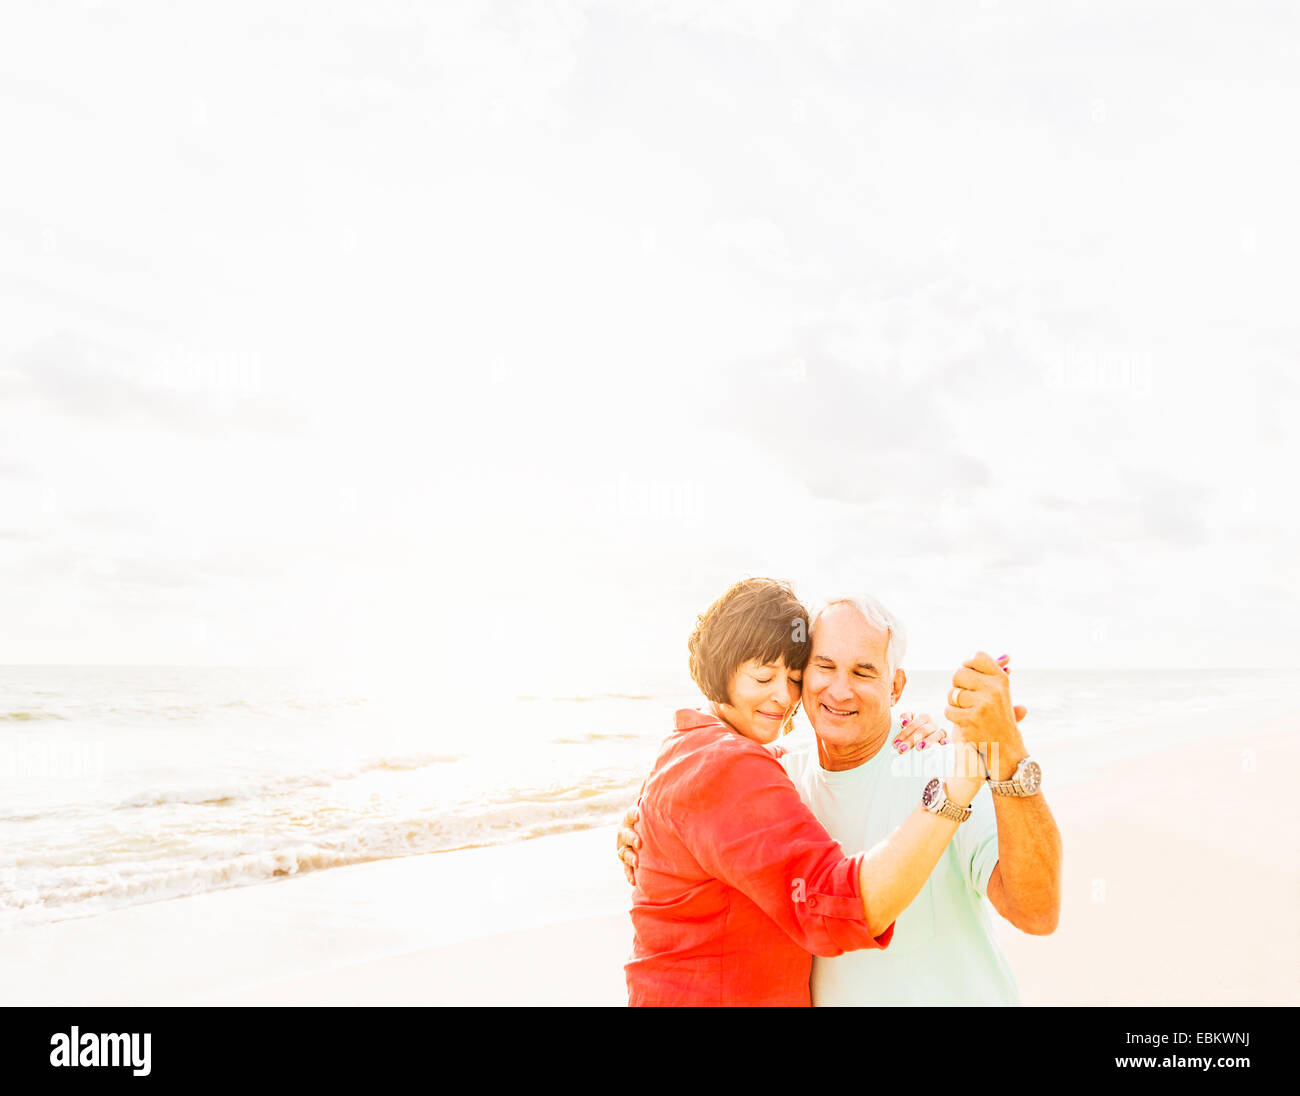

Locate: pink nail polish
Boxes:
[898,742,910,753]
[918,741,927,750]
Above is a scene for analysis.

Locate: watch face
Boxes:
[1019,759,1042,793]
[921,777,941,810]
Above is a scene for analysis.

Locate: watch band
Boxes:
[932,797,973,822]
[987,757,1042,797]
[921,778,972,823]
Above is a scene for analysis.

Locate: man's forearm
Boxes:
[987,793,1062,934]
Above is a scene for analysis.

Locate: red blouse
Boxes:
[625,710,893,1006]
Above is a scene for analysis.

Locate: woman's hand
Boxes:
[616,804,641,885]
[891,711,947,754]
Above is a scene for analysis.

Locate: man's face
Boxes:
[803,602,906,749]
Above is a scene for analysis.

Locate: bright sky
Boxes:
[1,1,1296,692]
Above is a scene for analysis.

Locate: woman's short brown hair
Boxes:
[688,578,810,705]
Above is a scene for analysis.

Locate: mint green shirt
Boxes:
[779,722,1020,1006]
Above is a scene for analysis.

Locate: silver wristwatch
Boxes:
[987,756,1042,797]
[921,777,972,823]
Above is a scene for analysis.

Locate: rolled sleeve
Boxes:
[675,739,893,957]
[954,789,1001,896]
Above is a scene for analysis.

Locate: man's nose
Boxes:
[825,674,853,701]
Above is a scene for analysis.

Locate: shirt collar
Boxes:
[674,707,727,733]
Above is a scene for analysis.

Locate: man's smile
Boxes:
[819,701,858,718]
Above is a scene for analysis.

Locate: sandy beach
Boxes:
[995,724,1298,1006]
[1,723,1294,1007]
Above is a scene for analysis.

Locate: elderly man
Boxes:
[619,595,1062,1006]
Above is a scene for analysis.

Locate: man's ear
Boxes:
[891,668,907,705]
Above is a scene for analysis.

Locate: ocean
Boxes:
[1,664,1295,931]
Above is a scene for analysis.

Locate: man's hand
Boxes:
[945,652,1029,783]
[945,652,1062,933]
[616,804,641,885]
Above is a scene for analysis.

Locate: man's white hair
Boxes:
[812,594,908,675]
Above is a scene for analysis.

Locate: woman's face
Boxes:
[715,658,803,744]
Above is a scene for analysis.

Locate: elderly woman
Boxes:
[625,577,976,1006]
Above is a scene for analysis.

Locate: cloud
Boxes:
[0,1,1293,670]
[626,0,803,40]
[1,333,300,436]
[1063,473,1212,549]
[697,278,1018,505]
